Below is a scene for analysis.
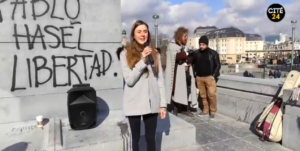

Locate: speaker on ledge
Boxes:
[67,83,97,130]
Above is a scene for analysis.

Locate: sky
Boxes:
[121,0,300,38]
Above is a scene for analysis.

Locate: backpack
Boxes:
[255,70,300,142]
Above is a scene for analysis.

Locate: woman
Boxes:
[119,20,167,151]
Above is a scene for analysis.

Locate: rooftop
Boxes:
[245,33,263,41]
[194,26,218,34]
[205,26,245,39]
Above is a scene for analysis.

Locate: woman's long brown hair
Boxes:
[126,20,159,77]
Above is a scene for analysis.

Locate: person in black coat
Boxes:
[243,70,249,77]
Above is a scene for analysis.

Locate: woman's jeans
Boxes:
[127,113,158,151]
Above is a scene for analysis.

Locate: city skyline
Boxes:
[121,0,299,38]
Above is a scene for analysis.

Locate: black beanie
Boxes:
[199,35,209,45]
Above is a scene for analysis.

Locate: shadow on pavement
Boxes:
[2,142,29,151]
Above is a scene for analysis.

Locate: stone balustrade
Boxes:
[216,75,300,150]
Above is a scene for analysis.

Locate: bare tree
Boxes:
[150,33,171,70]
[151,33,170,48]
[159,44,167,70]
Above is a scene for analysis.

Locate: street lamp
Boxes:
[122,30,126,36]
[262,55,266,79]
[152,14,159,47]
[291,20,297,71]
[122,30,126,47]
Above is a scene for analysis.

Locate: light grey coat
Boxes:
[120,49,167,116]
[165,40,197,106]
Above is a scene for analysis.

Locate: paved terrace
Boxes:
[0,0,299,150]
[177,113,290,151]
[0,75,297,151]
[0,110,291,151]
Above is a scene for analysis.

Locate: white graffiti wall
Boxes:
[0,0,122,123]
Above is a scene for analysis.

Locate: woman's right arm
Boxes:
[120,50,147,87]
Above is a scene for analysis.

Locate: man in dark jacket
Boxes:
[243,70,249,77]
[274,69,281,78]
[192,35,220,119]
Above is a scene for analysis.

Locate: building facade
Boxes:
[193,26,218,37]
[245,34,264,59]
[205,26,246,64]
[188,26,218,49]
[187,37,197,49]
[279,33,289,43]
[294,42,300,49]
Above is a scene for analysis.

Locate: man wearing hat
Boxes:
[191,35,220,119]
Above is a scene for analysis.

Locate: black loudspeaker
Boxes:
[67,83,97,130]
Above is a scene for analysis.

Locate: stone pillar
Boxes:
[0,0,123,123]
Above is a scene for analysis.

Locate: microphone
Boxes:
[143,42,154,65]
[143,42,156,76]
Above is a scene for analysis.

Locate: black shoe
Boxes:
[209,114,215,119]
[181,111,194,117]
[197,112,209,117]
[172,109,178,116]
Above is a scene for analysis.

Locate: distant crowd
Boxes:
[243,69,282,79]
[267,69,282,79]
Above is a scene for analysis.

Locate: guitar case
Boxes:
[256,70,300,142]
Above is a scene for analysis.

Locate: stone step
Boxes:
[0,119,50,151]
[0,110,196,151]
[0,88,124,124]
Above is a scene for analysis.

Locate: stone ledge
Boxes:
[282,114,300,151]
[0,118,50,151]
[0,88,123,124]
[57,110,196,151]
[216,75,299,151]
[218,87,273,104]
[285,104,300,117]
[47,118,63,151]
[0,110,196,151]
[217,75,282,95]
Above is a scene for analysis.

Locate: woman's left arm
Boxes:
[157,54,167,108]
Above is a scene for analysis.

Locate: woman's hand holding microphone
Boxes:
[141,46,152,62]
